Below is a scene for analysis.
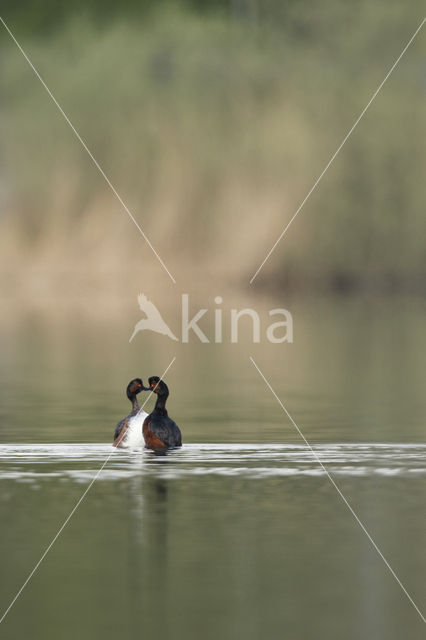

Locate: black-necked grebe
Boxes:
[143,376,182,450]
[113,378,149,448]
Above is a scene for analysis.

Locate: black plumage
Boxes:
[143,377,182,450]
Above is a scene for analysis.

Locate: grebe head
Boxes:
[126,378,149,399]
[148,376,169,396]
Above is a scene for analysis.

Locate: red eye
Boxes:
[138,384,142,387]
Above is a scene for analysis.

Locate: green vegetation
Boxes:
[0,1,425,294]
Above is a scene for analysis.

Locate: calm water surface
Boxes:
[0,297,425,639]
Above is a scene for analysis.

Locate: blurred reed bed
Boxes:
[0,1,425,299]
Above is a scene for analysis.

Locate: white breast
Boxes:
[123,409,148,449]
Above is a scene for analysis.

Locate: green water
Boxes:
[0,297,425,639]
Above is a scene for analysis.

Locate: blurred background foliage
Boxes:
[0,0,425,298]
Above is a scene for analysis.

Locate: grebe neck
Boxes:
[153,393,168,417]
[129,394,140,412]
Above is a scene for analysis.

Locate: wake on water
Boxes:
[0,443,425,484]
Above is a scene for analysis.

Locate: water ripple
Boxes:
[0,443,425,483]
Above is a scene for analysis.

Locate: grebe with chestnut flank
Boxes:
[113,378,149,448]
[143,376,182,450]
